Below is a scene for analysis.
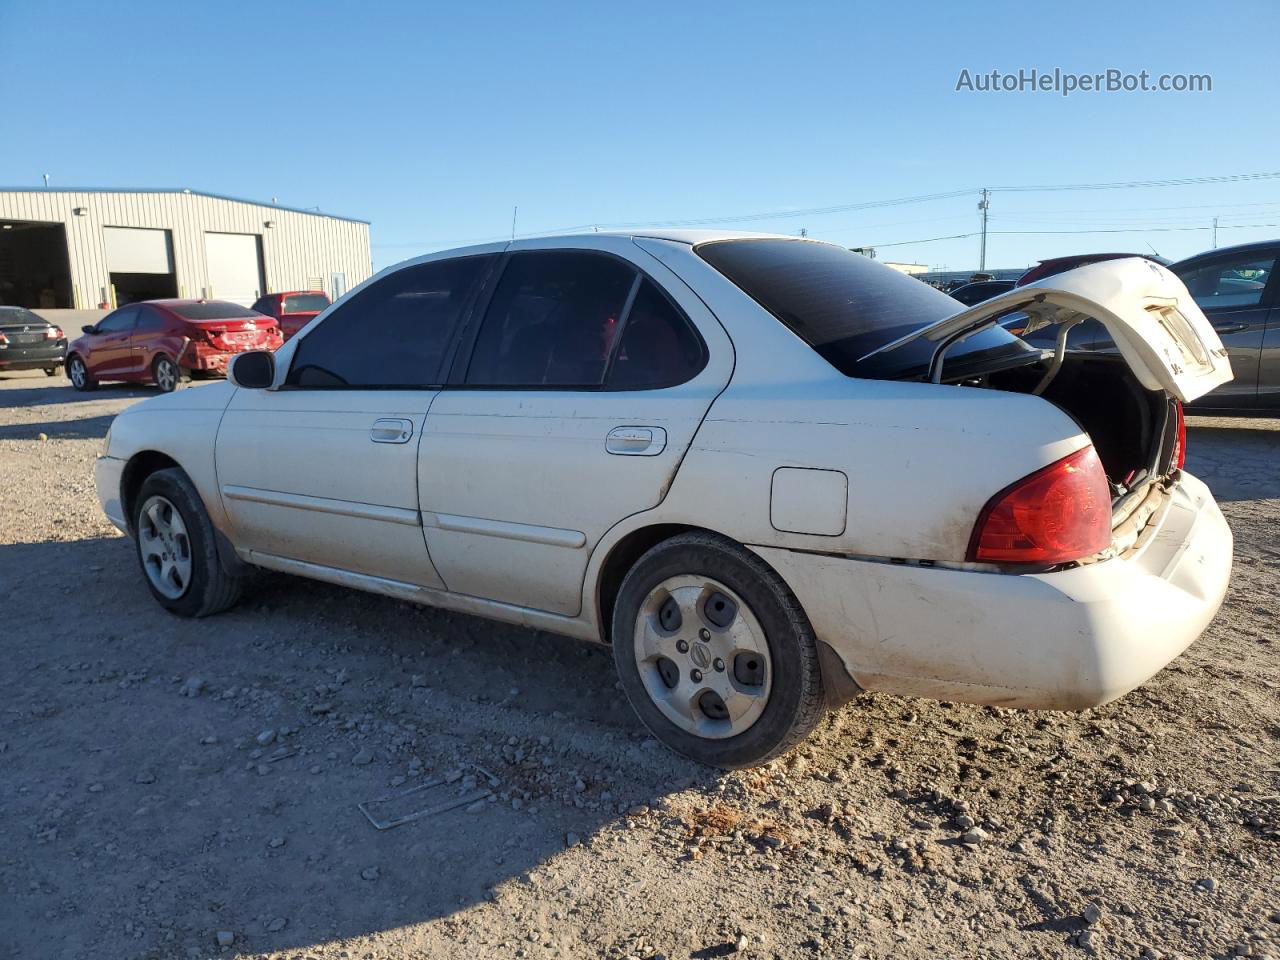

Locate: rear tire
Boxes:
[611,531,825,768]
[133,468,243,617]
[43,366,58,377]
[152,354,179,393]
[67,355,97,391]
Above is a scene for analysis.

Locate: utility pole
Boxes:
[978,189,990,271]
[1212,216,1219,249]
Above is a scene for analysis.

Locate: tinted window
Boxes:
[698,239,1035,380]
[97,307,138,333]
[606,280,704,389]
[250,297,273,316]
[0,307,43,327]
[284,294,329,313]
[135,306,166,331]
[288,255,492,388]
[1175,255,1275,310]
[465,252,636,387]
[170,301,262,320]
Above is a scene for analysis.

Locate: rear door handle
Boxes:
[606,426,667,456]
[370,418,413,444]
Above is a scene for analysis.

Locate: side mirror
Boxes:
[228,350,275,389]
[81,324,97,335]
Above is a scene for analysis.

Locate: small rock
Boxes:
[268,837,285,848]
[135,772,156,784]
[265,917,288,933]
[1078,929,1095,949]
[256,729,276,747]
[955,814,976,830]
[361,867,379,881]
[180,677,206,697]
[1197,877,1219,892]
[215,930,234,947]
[1083,902,1103,925]
[88,783,104,793]
[736,932,751,952]
[565,832,580,848]
[960,827,986,845]
[352,748,374,766]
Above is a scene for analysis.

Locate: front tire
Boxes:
[611,532,825,768]
[67,355,97,391]
[133,468,243,617]
[152,354,179,393]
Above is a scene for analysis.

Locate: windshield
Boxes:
[283,294,329,313]
[696,239,1037,379]
[169,302,262,320]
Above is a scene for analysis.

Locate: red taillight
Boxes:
[0,331,7,345]
[46,326,64,340]
[1171,401,1186,470]
[968,446,1112,566]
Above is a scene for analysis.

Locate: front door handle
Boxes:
[606,426,667,456]
[370,418,413,444]
[1214,323,1249,334]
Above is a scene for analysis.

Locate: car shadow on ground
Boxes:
[0,377,157,408]
[0,413,116,440]
[1185,417,1280,502]
[0,534,716,958]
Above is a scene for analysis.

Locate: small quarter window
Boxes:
[606,280,705,389]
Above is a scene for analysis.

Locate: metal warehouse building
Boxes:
[0,188,371,311]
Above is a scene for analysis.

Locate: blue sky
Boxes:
[2,0,1277,271]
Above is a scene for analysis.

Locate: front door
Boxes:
[1173,250,1277,410]
[418,242,732,616]
[86,305,139,378]
[215,252,497,585]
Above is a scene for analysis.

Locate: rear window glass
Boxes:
[169,302,262,320]
[697,239,1035,379]
[0,307,42,326]
[283,294,329,313]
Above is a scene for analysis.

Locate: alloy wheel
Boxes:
[137,495,193,599]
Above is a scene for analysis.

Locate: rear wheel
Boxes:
[152,354,179,393]
[43,366,58,377]
[611,532,825,768]
[133,468,243,617]
[67,355,96,391]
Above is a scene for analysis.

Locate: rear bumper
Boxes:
[0,343,66,369]
[753,471,1232,710]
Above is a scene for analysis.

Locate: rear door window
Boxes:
[464,252,636,387]
[287,255,493,388]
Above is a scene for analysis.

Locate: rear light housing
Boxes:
[1170,400,1186,470]
[46,326,64,340]
[967,446,1112,566]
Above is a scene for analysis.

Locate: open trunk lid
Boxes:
[861,258,1232,403]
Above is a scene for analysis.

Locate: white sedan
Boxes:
[95,232,1234,768]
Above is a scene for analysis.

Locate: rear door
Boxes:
[1172,249,1276,410]
[215,253,496,585]
[418,239,732,616]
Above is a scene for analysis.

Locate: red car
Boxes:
[250,290,331,340]
[66,299,283,393]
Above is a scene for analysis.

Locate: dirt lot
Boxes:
[1,370,1277,960]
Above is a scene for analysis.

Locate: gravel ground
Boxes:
[1,369,1277,960]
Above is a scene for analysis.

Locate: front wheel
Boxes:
[611,532,825,768]
[67,355,97,391]
[152,354,179,393]
[133,468,243,617]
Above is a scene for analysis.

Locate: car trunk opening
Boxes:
[696,240,1231,563]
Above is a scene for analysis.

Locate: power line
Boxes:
[866,221,1280,249]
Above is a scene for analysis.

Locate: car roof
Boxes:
[1171,238,1280,267]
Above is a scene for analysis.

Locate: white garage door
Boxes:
[103,227,173,274]
[204,232,263,305]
